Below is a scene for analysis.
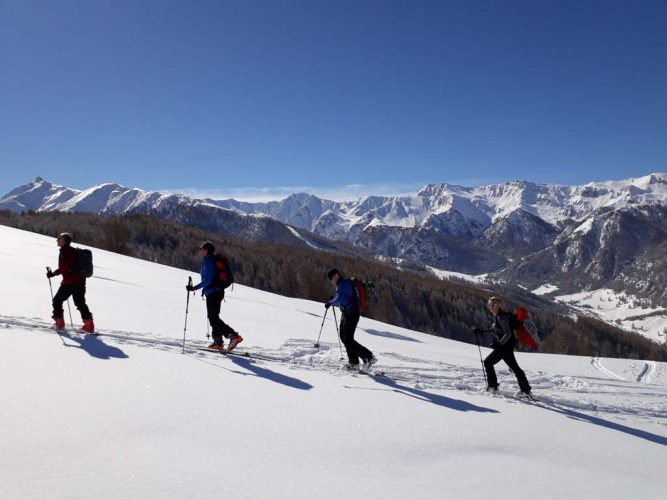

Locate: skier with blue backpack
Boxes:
[187,241,242,352]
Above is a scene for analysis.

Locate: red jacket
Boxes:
[54,245,85,285]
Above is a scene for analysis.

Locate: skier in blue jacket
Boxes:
[326,268,377,371]
[187,241,242,352]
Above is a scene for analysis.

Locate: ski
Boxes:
[515,393,538,403]
[339,365,387,377]
[222,349,251,358]
[76,329,99,336]
[485,389,538,403]
[195,347,252,359]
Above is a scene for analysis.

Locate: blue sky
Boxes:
[1,0,665,201]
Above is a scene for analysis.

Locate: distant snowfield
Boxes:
[427,265,488,284]
[554,288,667,343]
[532,283,560,295]
[534,283,667,344]
[1,225,665,500]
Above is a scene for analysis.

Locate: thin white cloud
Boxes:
[163,182,426,203]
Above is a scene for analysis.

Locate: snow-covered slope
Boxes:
[1,225,666,499]
[554,288,666,343]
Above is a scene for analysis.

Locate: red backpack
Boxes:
[351,278,374,312]
[213,254,234,290]
[514,307,539,351]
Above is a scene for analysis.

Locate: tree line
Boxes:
[2,209,665,362]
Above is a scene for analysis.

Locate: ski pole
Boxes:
[46,267,66,345]
[200,295,210,339]
[331,307,344,360]
[66,299,74,328]
[46,267,54,301]
[313,307,329,348]
[474,329,487,383]
[182,277,192,354]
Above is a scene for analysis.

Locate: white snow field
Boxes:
[0,224,665,500]
[555,289,667,344]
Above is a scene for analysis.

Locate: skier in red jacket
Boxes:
[47,233,95,333]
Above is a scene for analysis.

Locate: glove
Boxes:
[472,327,482,334]
[186,284,195,292]
[46,270,55,279]
[324,301,332,310]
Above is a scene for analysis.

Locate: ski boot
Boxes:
[362,356,378,372]
[226,335,244,353]
[52,317,66,333]
[77,318,96,334]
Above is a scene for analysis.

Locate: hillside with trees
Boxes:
[2,210,665,362]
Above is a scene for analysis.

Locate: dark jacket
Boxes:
[483,310,519,348]
[53,245,85,285]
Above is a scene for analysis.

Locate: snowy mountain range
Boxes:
[2,173,666,303]
[1,224,665,499]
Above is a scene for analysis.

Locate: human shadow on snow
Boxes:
[538,401,667,447]
[352,375,498,413]
[61,332,129,360]
[228,356,313,391]
[363,329,422,343]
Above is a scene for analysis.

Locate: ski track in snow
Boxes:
[591,356,627,381]
[3,314,666,423]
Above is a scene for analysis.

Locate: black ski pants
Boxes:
[206,291,236,343]
[484,344,531,393]
[52,282,92,320]
[339,308,373,365]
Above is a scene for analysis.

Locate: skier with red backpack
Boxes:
[473,296,532,398]
[46,232,95,333]
[187,241,242,352]
[325,268,377,372]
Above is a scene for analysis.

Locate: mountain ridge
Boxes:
[2,173,666,305]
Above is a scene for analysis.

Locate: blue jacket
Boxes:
[329,278,358,313]
[193,254,220,297]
